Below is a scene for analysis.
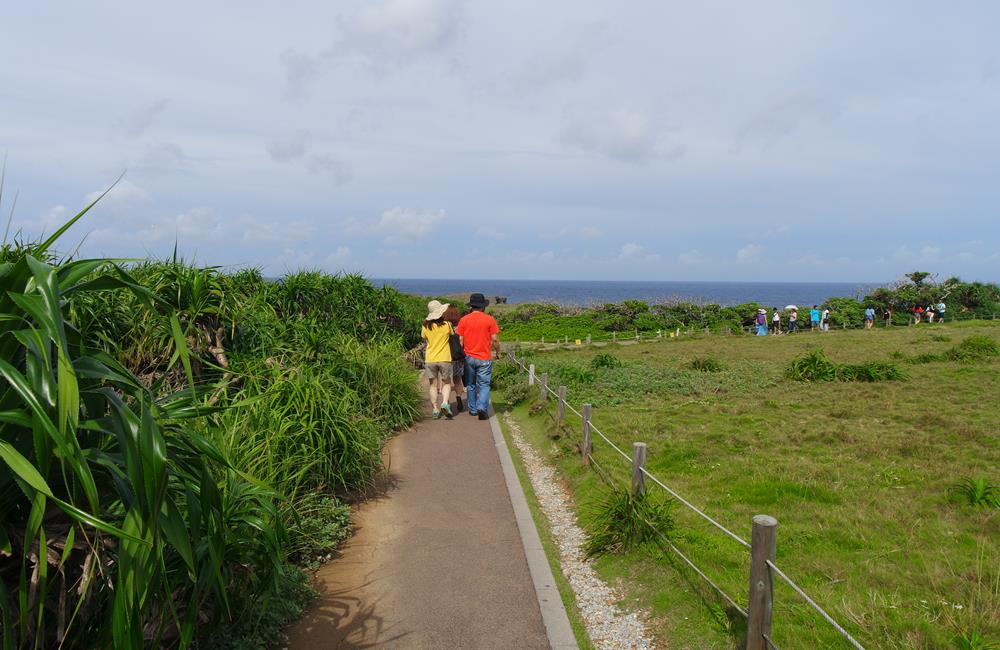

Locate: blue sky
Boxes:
[2,1,998,282]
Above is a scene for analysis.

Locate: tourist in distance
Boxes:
[864,305,876,329]
[810,305,821,331]
[936,301,946,323]
[883,307,893,327]
[421,300,454,420]
[457,293,501,420]
[771,308,781,335]
[443,304,466,413]
[926,304,936,323]
[788,308,798,333]
[755,308,768,336]
[912,305,924,324]
[821,306,831,331]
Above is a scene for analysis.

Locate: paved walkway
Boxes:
[286,407,573,649]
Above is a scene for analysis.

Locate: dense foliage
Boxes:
[0,211,421,647]
[494,272,1000,339]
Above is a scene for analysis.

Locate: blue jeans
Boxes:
[464,356,493,414]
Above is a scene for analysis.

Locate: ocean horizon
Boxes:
[375,278,883,308]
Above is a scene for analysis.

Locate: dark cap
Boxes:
[468,293,489,309]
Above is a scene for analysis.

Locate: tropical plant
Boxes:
[688,356,724,372]
[948,477,1000,509]
[584,487,674,557]
[590,353,622,369]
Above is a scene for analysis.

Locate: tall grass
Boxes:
[1,201,422,647]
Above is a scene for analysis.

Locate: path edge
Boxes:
[489,410,578,650]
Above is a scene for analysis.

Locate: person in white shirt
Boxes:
[821,308,831,332]
[771,308,781,335]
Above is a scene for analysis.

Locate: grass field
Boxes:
[497,321,999,649]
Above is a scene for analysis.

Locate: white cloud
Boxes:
[515,23,609,91]
[619,242,660,262]
[678,249,706,265]
[117,98,168,138]
[736,243,763,263]
[734,89,841,151]
[325,246,352,266]
[559,108,682,164]
[280,49,323,101]
[354,206,447,243]
[85,180,151,212]
[334,0,461,66]
[476,226,506,240]
[920,245,941,260]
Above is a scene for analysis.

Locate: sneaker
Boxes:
[432,410,441,420]
[455,396,464,413]
[468,410,478,417]
[441,403,453,419]
[478,412,488,421]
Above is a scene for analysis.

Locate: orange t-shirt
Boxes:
[456,311,499,361]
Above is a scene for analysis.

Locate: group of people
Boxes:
[421,293,500,420]
[755,300,947,336]
[755,305,832,336]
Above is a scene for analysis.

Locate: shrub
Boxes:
[948,477,1000,509]
[584,488,675,557]
[590,352,622,369]
[688,356,725,372]
[787,349,838,382]
[945,336,1000,362]
[557,365,596,383]
[787,350,904,382]
[504,382,530,405]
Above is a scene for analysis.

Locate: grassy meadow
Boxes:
[497,322,999,649]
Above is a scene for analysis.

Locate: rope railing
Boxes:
[506,350,869,650]
[507,310,996,348]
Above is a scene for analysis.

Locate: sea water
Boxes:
[375,278,880,308]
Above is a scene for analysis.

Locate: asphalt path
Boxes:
[286,407,554,649]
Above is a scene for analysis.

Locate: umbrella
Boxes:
[784,305,798,311]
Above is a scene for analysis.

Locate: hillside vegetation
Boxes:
[0,214,421,648]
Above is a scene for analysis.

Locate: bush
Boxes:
[787,349,905,382]
[948,477,1000,509]
[585,488,674,557]
[591,352,622,369]
[945,336,1000,362]
[688,356,725,372]
[504,382,530,405]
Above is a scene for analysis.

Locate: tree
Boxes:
[905,271,932,286]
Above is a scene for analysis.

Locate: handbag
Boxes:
[448,324,465,360]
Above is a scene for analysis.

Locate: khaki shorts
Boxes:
[424,362,453,381]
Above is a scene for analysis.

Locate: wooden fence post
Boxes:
[557,386,566,424]
[541,335,545,344]
[635,329,639,341]
[746,515,777,650]
[612,331,617,343]
[528,364,536,386]
[586,334,591,345]
[540,373,548,401]
[631,442,647,496]
[581,403,592,466]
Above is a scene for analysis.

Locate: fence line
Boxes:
[509,310,996,349]
[506,350,867,650]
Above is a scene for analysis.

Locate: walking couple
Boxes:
[421,293,500,422]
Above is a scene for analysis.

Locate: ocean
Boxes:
[375,279,881,308]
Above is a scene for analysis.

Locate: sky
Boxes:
[2,1,999,283]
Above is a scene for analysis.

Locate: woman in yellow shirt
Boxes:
[422,300,453,419]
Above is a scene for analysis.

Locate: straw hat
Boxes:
[426,300,449,320]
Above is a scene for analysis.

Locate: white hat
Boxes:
[426,300,449,320]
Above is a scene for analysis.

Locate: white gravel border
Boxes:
[502,412,655,650]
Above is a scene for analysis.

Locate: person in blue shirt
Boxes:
[864,306,876,329]
[809,305,820,331]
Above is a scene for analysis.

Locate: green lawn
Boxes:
[498,321,999,649]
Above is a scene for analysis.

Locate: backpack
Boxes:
[448,323,465,361]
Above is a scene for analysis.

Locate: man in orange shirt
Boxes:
[456,293,500,420]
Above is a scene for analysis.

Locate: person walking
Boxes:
[788,309,798,333]
[821,306,831,332]
[810,305,820,331]
[936,301,946,323]
[912,305,924,324]
[864,306,876,330]
[457,293,500,420]
[755,308,768,336]
[883,307,892,327]
[421,300,454,419]
[443,304,466,413]
[771,308,781,335]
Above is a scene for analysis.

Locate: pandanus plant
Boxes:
[0,198,283,648]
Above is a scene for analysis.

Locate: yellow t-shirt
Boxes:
[421,322,452,363]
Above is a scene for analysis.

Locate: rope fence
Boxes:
[507,350,868,650]
[509,310,998,349]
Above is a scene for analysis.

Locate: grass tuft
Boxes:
[945,335,1000,362]
[584,488,674,557]
[687,356,725,372]
[948,476,1000,509]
